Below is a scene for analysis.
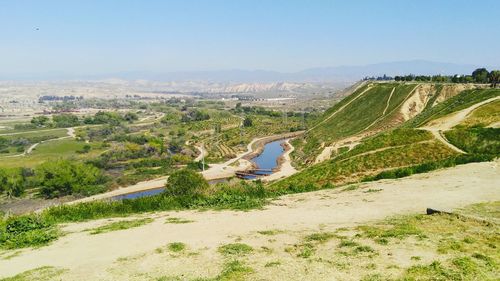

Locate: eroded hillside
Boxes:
[280,83,499,189]
[291,82,489,166]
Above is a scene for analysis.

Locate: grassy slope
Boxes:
[276,129,457,189]
[459,99,500,128]
[309,83,416,142]
[284,86,500,189]
[292,83,418,165]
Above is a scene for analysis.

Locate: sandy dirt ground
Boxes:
[315,137,361,164]
[1,159,498,280]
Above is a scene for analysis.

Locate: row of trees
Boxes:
[23,111,139,130]
[0,160,107,199]
[394,68,500,87]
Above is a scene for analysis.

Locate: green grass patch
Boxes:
[218,243,253,256]
[0,266,66,281]
[0,139,104,168]
[296,242,315,258]
[444,127,500,155]
[338,239,360,248]
[167,242,186,252]
[257,229,282,236]
[400,257,494,281]
[0,215,60,250]
[165,217,194,224]
[89,218,153,235]
[460,99,500,127]
[358,216,423,240]
[304,232,336,243]
[362,153,496,182]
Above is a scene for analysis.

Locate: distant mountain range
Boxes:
[3,60,495,84]
[94,60,486,83]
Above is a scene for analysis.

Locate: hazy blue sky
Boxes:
[1,0,499,75]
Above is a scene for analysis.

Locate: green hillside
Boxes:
[292,82,426,165]
[274,129,457,190]
[278,85,500,191]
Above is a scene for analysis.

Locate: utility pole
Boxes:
[201,143,205,172]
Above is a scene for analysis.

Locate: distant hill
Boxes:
[3,60,494,83]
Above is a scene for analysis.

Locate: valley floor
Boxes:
[0,160,499,280]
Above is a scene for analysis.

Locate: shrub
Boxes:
[35,160,107,198]
[218,243,253,255]
[0,215,59,249]
[164,169,208,197]
[0,167,27,198]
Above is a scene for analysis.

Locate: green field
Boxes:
[0,139,103,168]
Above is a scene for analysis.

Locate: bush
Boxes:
[0,215,59,249]
[0,167,27,198]
[164,169,208,197]
[35,160,107,198]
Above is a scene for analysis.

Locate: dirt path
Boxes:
[420,96,500,154]
[0,128,67,136]
[1,159,498,279]
[193,143,207,162]
[423,96,500,131]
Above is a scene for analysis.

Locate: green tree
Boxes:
[164,169,208,197]
[124,112,138,122]
[35,160,107,198]
[488,70,500,87]
[52,114,80,128]
[0,168,26,198]
[472,68,489,83]
[243,117,253,127]
[30,116,50,127]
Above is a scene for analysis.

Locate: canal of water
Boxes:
[111,139,287,200]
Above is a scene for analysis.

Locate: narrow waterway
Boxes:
[111,139,287,200]
[250,139,285,175]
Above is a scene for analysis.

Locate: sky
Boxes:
[1,0,500,77]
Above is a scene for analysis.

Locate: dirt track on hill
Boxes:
[420,96,500,153]
[1,159,498,280]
